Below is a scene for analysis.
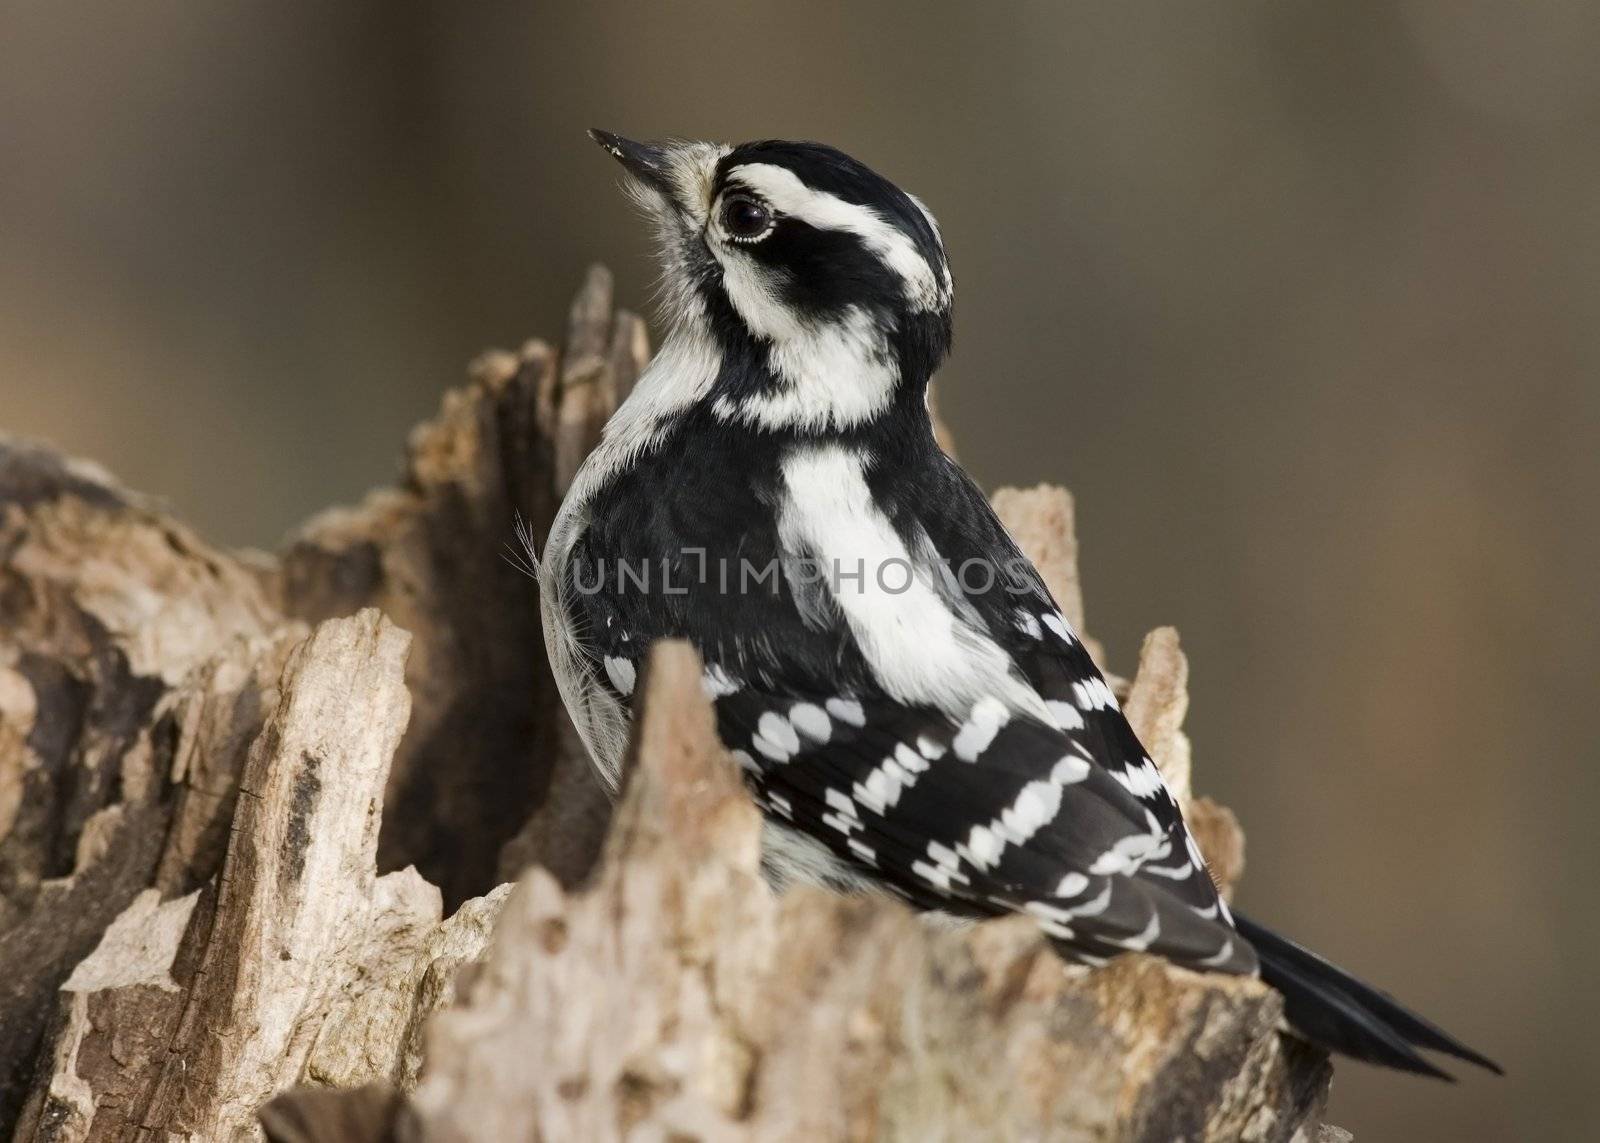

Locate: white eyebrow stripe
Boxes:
[907,192,954,295]
[725,162,947,311]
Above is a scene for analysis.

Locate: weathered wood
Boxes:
[1,269,1338,1141]
[372,643,1329,1142]
[17,615,413,1137]
[0,268,630,1131]
[992,483,1087,636]
[272,264,641,906]
[0,441,285,1125]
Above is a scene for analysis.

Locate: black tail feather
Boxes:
[1234,912,1502,1079]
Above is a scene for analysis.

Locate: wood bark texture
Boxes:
[0,267,1340,1141]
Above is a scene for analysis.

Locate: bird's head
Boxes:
[590,130,953,434]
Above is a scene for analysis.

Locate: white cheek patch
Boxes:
[715,253,799,344]
[711,303,898,432]
[724,162,948,312]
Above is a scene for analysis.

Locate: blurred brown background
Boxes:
[3,2,1594,1137]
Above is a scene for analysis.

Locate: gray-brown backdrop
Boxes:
[4,3,1593,1138]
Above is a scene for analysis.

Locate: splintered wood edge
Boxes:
[988,484,1242,887]
[990,483,1086,636]
[152,609,413,1135]
[1124,625,1193,808]
[1187,797,1245,899]
[552,264,651,494]
[608,640,763,874]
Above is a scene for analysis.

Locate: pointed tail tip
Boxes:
[1451,1044,1505,1077]
[1395,1042,1503,1083]
[1233,912,1502,1080]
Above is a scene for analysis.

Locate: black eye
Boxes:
[721,195,773,241]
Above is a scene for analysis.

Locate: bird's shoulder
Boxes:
[562,418,874,695]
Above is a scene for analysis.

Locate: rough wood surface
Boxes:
[16,612,438,1139]
[0,269,1336,1141]
[385,641,1328,1143]
[273,264,640,906]
[0,441,286,1124]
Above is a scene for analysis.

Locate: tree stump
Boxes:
[0,267,1340,1141]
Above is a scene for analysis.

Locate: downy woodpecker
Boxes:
[539,130,1498,1078]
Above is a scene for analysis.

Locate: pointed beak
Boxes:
[588,129,672,196]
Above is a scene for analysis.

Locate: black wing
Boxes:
[571,620,1250,972]
[712,680,1253,971]
[561,459,1250,972]
[906,457,1199,849]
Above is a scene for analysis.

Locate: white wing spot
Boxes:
[702,664,742,697]
[1041,612,1077,645]
[1051,754,1091,784]
[952,696,1009,762]
[1089,832,1163,876]
[1045,700,1085,731]
[853,763,903,815]
[998,780,1064,846]
[1066,882,1114,918]
[788,702,833,743]
[604,656,636,697]
[960,824,1004,870]
[1025,900,1074,924]
[847,838,878,864]
[1038,918,1077,941]
[1112,757,1166,800]
[1108,912,1161,952]
[1072,678,1118,711]
[911,860,952,892]
[825,697,866,727]
[821,811,858,835]
[1053,872,1089,899]
[1140,859,1195,880]
[893,742,929,774]
[824,787,858,817]
[754,711,800,761]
